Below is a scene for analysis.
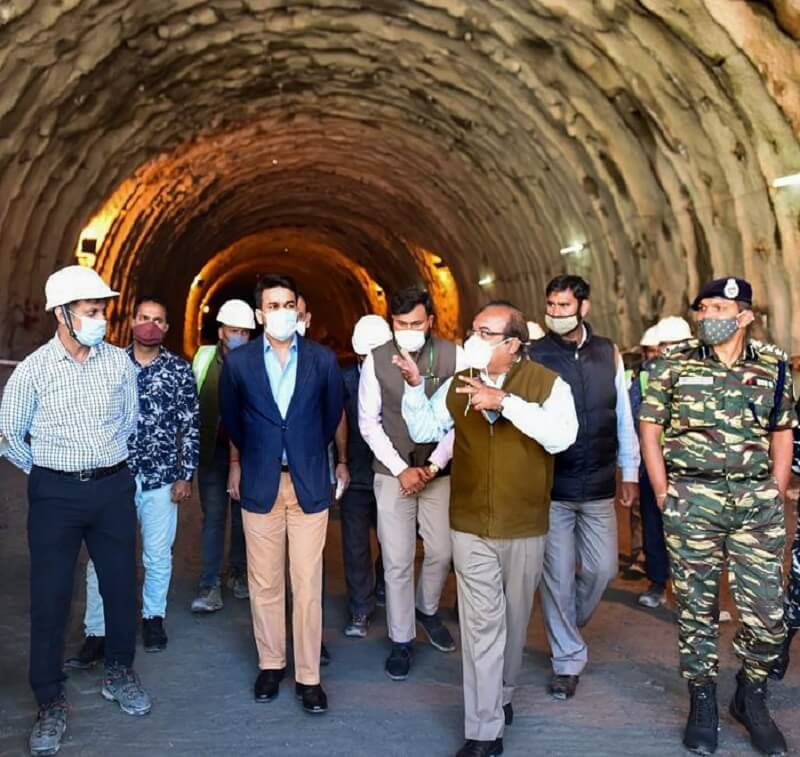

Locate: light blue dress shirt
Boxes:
[263,334,298,463]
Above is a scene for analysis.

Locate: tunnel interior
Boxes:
[1,1,799,358]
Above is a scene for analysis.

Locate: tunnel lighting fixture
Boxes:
[478,274,494,287]
[202,305,210,314]
[76,252,96,268]
[559,243,586,255]
[772,173,800,188]
[192,276,204,288]
[272,159,279,166]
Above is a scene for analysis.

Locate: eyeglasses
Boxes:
[466,328,508,340]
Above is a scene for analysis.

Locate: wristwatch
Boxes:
[427,461,440,476]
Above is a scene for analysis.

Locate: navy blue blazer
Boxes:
[218,336,344,514]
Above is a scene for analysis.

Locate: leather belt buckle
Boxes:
[78,469,93,482]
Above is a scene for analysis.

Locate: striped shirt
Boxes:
[0,335,138,474]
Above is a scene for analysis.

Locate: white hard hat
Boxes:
[44,265,118,311]
[527,321,545,341]
[640,325,661,348]
[216,299,255,330]
[352,315,392,356]
[657,316,692,344]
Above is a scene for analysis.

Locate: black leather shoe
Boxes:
[142,617,167,653]
[503,702,513,725]
[254,668,285,702]
[730,669,787,756]
[455,738,503,756]
[295,683,328,714]
[549,674,579,700]
[64,635,105,669]
[684,679,719,754]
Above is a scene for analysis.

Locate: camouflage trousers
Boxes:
[663,479,785,682]
[786,503,800,629]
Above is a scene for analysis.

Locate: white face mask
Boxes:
[463,334,505,370]
[394,329,426,353]
[545,313,580,336]
[295,320,307,337]
[265,309,298,341]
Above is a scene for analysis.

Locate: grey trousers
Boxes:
[452,529,546,741]
[541,498,617,676]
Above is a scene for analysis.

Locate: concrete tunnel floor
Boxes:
[1,462,799,756]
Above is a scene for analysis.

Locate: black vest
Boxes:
[528,325,618,501]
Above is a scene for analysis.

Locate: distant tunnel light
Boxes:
[560,243,586,256]
[478,274,494,287]
[772,173,800,188]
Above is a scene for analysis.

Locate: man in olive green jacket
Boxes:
[396,300,578,757]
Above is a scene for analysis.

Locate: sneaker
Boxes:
[719,610,732,623]
[385,643,413,681]
[344,612,371,638]
[29,695,68,756]
[142,617,167,653]
[191,584,223,613]
[64,635,104,669]
[416,609,456,652]
[620,562,647,581]
[101,664,152,716]
[227,572,249,600]
[549,674,580,700]
[638,583,667,609]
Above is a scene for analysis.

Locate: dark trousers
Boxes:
[198,444,246,587]
[639,466,669,586]
[340,487,384,615]
[28,466,137,705]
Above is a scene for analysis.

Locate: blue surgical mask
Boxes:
[265,309,298,342]
[70,311,107,347]
[224,334,247,351]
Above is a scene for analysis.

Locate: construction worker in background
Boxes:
[190,299,256,613]
[0,266,151,757]
[629,317,693,609]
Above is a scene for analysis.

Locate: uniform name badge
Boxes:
[677,376,714,386]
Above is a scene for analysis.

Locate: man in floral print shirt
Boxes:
[66,295,200,664]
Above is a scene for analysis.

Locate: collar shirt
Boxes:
[0,336,138,474]
[126,345,200,490]
[639,338,797,494]
[263,334,298,464]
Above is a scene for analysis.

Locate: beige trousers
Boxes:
[242,473,328,685]
[374,473,452,643]
[451,529,546,741]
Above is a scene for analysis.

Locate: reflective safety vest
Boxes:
[192,345,218,392]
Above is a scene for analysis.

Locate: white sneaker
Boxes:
[638,584,667,608]
[191,584,223,613]
[719,610,732,623]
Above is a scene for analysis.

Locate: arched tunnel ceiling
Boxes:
[0,0,799,358]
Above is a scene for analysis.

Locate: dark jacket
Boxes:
[529,324,618,501]
[219,336,344,514]
[341,361,374,490]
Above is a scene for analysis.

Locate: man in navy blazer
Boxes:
[219,274,343,714]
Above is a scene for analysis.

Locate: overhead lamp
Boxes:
[192,276,204,288]
[772,173,800,188]
[202,305,210,314]
[478,274,494,287]
[76,237,97,268]
[560,242,586,255]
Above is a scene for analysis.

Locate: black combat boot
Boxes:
[729,669,787,756]
[768,627,796,681]
[683,678,719,754]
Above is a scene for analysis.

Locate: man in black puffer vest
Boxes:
[529,275,640,701]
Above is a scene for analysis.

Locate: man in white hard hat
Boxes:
[0,265,152,757]
[190,298,255,612]
[629,315,694,610]
[340,315,392,638]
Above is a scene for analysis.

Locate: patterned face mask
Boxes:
[698,317,739,346]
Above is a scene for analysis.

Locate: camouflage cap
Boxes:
[690,277,752,311]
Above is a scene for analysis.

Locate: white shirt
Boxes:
[401,364,579,455]
[358,344,467,476]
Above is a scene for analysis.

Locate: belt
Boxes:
[41,461,128,482]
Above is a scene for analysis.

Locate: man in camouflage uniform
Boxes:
[640,277,795,757]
